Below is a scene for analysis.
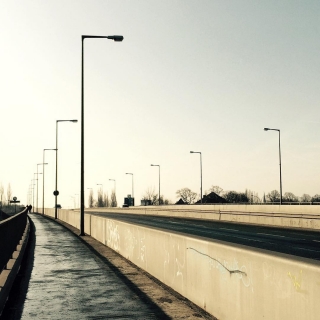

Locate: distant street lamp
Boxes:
[43,148,56,215]
[37,163,46,213]
[37,162,48,213]
[55,119,78,219]
[75,194,79,208]
[96,183,103,193]
[80,34,124,236]
[151,164,160,205]
[125,173,134,198]
[190,151,203,204]
[31,178,36,212]
[109,179,116,192]
[264,128,282,205]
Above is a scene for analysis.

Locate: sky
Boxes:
[0,1,320,208]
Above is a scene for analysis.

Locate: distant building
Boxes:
[141,199,152,206]
[175,198,187,205]
[195,192,227,204]
[124,195,134,207]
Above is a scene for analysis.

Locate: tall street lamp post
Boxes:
[28,183,33,205]
[37,163,46,212]
[43,148,56,215]
[55,119,78,219]
[32,178,36,212]
[264,127,282,205]
[37,162,48,214]
[190,151,203,204]
[151,164,160,205]
[80,34,124,236]
[125,173,134,200]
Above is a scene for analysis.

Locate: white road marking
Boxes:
[296,247,320,253]
[219,228,239,232]
[257,233,286,238]
[313,240,320,243]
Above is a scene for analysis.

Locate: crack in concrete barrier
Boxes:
[187,247,247,275]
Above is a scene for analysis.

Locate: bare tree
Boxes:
[88,189,94,208]
[97,190,104,207]
[103,192,110,207]
[245,189,261,204]
[7,183,12,204]
[283,192,298,202]
[207,185,223,196]
[300,194,311,202]
[0,184,4,207]
[176,188,197,204]
[266,190,280,202]
[110,190,117,207]
[142,187,158,205]
[224,191,249,203]
[311,194,320,202]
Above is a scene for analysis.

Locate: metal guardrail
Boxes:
[0,208,28,273]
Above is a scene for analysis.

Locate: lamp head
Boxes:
[110,35,124,42]
[264,128,269,131]
[71,120,78,123]
[190,151,194,153]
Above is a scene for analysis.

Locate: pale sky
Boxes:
[1,1,320,208]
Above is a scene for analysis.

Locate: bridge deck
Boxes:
[2,213,210,319]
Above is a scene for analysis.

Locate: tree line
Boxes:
[175,185,320,204]
[0,183,13,207]
[88,189,117,208]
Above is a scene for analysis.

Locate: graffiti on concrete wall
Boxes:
[164,235,186,292]
[262,261,297,299]
[287,269,306,294]
[123,226,148,269]
[106,220,120,252]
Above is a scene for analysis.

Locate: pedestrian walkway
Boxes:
[2,214,167,319]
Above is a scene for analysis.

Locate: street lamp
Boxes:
[264,128,282,205]
[55,119,78,219]
[31,178,36,212]
[80,34,124,236]
[151,164,161,205]
[43,148,56,215]
[37,163,46,213]
[36,163,42,213]
[190,151,203,204]
[125,173,134,200]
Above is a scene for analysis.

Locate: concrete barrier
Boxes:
[86,204,320,230]
[0,219,30,316]
[43,207,320,320]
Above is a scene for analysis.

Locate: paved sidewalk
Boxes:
[2,214,213,320]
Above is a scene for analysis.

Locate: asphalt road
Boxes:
[91,212,320,261]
